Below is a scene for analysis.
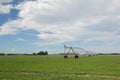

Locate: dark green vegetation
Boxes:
[33,51,48,55]
[0,55,120,80]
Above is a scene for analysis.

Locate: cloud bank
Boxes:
[0,0,120,52]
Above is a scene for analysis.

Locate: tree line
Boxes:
[33,51,48,55]
[0,51,48,56]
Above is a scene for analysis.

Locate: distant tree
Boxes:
[33,52,36,55]
[45,51,48,55]
[0,53,5,56]
[37,51,44,55]
[37,51,48,55]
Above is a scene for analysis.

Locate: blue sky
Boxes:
[0,0,120,54]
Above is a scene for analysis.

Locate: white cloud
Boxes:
[0,20,21,35]
[6,48,17,52]
[0,0,13,3]
[10,48,16,52]
[0,4,13,14]
[1,0,120,52]
[0,0,13,14]
[15,37,26,42]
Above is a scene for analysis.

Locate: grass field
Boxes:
[0,55,120,80]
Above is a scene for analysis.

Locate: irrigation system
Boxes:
[63,44,95,58]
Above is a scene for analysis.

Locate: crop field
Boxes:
[0,55,120,80]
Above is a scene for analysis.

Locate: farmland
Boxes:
[0,55,120,80]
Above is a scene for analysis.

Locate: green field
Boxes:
[0,55,120,80]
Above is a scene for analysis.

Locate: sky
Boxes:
[0,0,120,54]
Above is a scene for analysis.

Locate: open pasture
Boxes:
[0,55,120,80]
